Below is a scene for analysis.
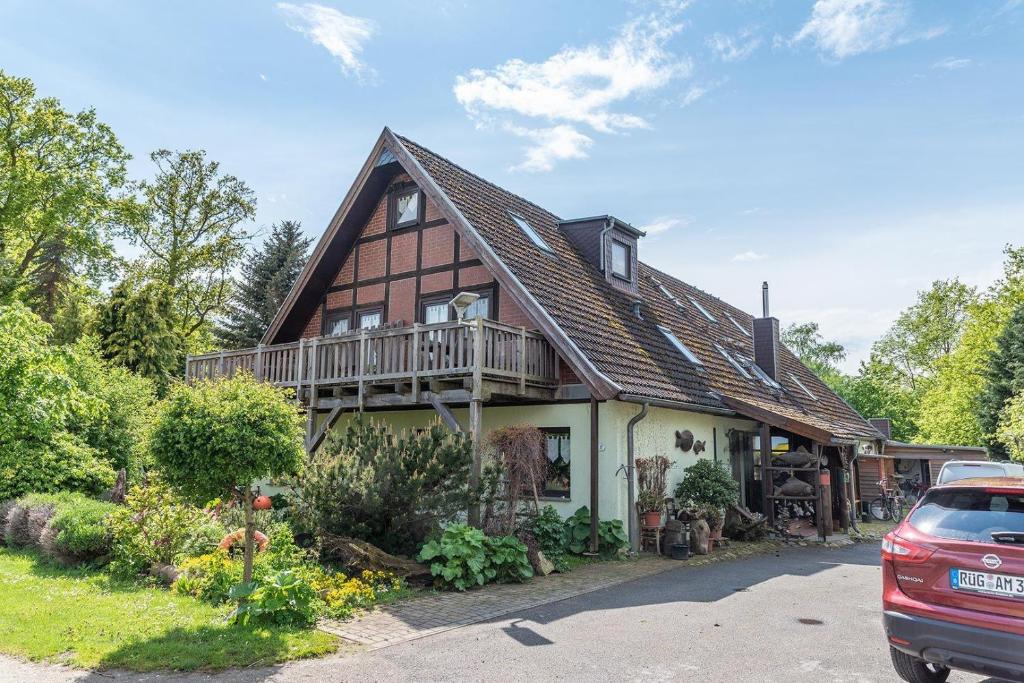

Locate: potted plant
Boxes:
[636,456,674,527]
[674,459,739,543]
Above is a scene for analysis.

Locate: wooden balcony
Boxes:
[185,319,560,411]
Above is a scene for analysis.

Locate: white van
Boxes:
[935,459,1024,485]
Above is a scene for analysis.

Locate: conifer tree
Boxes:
[96,280,181,393]
[978,304,1024,460]
[215,220,311,348]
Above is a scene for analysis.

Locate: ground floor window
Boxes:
[540,427,571,499]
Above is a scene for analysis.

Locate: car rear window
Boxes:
[908,489,1024,542]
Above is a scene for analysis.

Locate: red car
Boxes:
[882,477,1024,682]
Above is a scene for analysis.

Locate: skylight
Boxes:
[509,212,554,254]
[727,313,751,338]
[688,296,716,322]
[748,361,782,389]
[789,372,818,401]
[715,344,751,379]
[657,325,702,366]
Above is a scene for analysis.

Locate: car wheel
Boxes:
[890,647,950,683]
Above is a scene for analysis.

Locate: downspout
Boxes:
[626,402,650,553]
[598,217,614,273]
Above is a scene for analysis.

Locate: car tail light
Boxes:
[881,532,934,563]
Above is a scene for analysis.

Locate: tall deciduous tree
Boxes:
[216,220,311,348]
[997,392,1024,463]
[781,322,846,382]
[978,304,1024,460]
[872,279,977,392]
[0,71,131,315]
[119,149,255,342]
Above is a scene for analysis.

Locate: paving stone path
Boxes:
[319,540,781,649]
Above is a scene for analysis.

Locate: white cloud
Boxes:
[732,250,767,262]
[707,29,761,62]
[680,85,707,107]
[454,9,690,171]
[933,56,972,70]
[277,3,375,80]
[791,0,942,60]
[259,73,268,82]
[505,125,593,173]
[640,216,691,235]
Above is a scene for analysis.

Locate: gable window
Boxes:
[509,212,554,254]
[357,309,382,329]
[611,240,631,279]
[540,428,571,499]
[422,299,451,324]
[389,187,422,230]
[657,325,702,366]
[325,312,351,336]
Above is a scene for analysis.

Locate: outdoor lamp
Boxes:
[449,291,481,323]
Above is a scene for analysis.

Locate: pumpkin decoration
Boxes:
[253,494,273,511]
[219,528,269,553]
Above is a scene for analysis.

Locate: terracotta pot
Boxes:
[253,495,273,511]
[643,510,662,527]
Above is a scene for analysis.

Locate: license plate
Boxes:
[951,568,1024,599]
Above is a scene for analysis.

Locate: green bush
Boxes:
[674,459,739,513]
[418,524,533,591]
[523,505,568,571]
[4,492,115,565]
[173,550,241,604]
[108,481,223,577]
[564,506,628,558]
[229,570,319,627]
[298,417,472,556]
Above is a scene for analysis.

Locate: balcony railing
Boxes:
[185,319,559,399]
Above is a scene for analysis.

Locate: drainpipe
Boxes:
[626,402,650,553]
[598,217,614,273]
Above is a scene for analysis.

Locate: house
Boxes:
[186,128,886,547]
[853,418,988,514]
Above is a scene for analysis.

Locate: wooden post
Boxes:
[218,350,226,378]
[760,422,772,525]
[468,316,485,527]
[255,344,265,381]
[296,338,305,403]
[518,326,527,396]
[411,323,420,402]
[357,330,366,413]
[306,340,319,451]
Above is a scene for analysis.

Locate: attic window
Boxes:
[389,187,422,230]
[727,313,751,338]
[509,212,554,254]
[748,360,782,389]
[789,372,818,401]
[715,344,751,379]
[688,296,716,322]
[658,325,702,366]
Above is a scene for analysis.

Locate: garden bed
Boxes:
[0,548,338,671]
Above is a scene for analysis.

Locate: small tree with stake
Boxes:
[149,373,304,588]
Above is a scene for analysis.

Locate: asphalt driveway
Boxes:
[1,542,998,682]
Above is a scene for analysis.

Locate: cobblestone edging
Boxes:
[319,540,782,650]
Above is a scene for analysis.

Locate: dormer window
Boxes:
[611,240,631,279]
[389,186,422,230]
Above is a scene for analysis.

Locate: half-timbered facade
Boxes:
[188,128,897,545]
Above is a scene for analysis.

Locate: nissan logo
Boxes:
[982,554,1002,570]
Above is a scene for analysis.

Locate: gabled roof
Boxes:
[265,128,882,442]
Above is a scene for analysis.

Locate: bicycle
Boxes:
[869,478,907,521]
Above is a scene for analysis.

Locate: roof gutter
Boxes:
[617,393,736,417]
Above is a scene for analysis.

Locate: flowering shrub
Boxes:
[308,569,406,620]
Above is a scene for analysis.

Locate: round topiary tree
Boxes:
[674,458,739,527]
[149,373,304,584]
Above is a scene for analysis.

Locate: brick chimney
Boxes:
[869,418,893,440]
[753,281,780,380]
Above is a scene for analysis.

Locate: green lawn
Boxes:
[0,548,338,671]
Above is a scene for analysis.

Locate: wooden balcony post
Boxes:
[468,317,485,527]
[255,344,265,381]
[218,350,226,378]
[306,339,319,451]
[411,323,420,402]
[518,326,527,395]
[296,338,305,403]
[357,330,366,413]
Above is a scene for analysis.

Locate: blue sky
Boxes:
[2,0,1022,370]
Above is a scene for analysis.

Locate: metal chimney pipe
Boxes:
[761,281,770,317]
